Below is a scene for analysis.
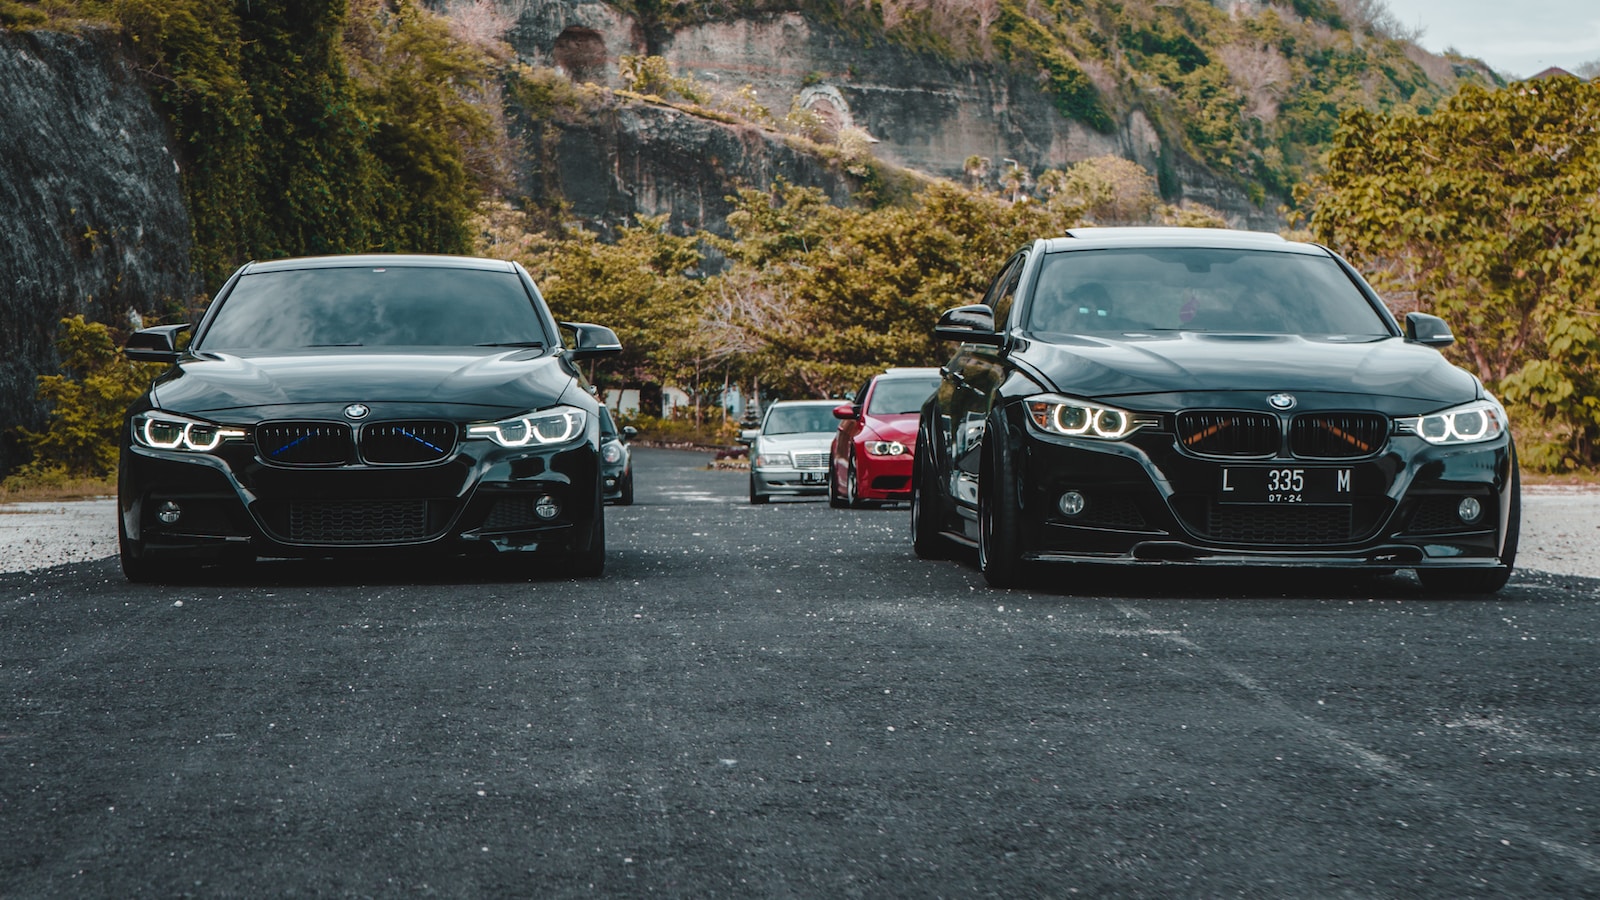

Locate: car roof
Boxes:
[767,399,839,407]
[877,367,941,378]
[241,254,520,274]
[1038,227,1328,256]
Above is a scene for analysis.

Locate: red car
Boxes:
[829,368,943,507]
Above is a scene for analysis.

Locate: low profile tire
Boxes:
[846,458,865,509]
[749,474,770,505]
[567,490,605,578]
[977,429,1028,589]
[618,472,635,506]
[828,457,847,508]
[118,514,161,584]
[911,434,952,560]
[1418,460,1520,595]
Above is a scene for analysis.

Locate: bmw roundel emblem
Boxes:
[343,403,371,420]
[1268,393,1296,411]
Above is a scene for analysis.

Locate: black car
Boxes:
[597,406,636,505]
[117,254,621,582]
[913,228,1519,593]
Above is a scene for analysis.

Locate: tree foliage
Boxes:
[1304,77,1600,469]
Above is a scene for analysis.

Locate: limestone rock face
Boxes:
[0,28,198,476]
[498,3,1279,229]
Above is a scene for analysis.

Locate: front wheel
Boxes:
[118,513,161,584]
[749,474,770,505]
[911,434,951,560]
[566,490,605,577]
[618,471,635,506]
[828,455,847,508]
[977,436,1028,589]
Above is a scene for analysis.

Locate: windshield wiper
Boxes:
[309,342,364,347]
[476,341,545,348]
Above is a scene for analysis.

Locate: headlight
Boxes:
[131,411,246,452]
[864,440,907,457]
[754,452,791,468]
[1025,394,1150,441]
[467,406,586,448]
[601,442,624,464]
[1399,398,1507,445]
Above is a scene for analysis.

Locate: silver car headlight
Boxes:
[131,411,246,452]
[1398,398,1508,446]
[1024,394,1153,441]
[754,451,792,468]
[467,406,586,448]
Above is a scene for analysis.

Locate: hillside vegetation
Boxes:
[4,0,1599,482]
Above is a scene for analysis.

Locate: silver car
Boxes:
[746,400,839,504]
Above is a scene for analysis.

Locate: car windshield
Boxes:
[597,406,618,439]
[1026,248,1390,337]
[867,377,941,415]
[763,405,837,435]
[197,266,550,350]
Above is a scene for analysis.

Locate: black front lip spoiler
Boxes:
[1028,541,1501,568]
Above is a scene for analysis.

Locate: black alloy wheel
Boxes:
[977,422,1028,588]
[117,513,160,584]
[566,484,606,577]
[911,429,951,560]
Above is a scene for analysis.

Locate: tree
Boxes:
[1303,77,1600,468]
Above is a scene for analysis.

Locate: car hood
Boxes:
[148,348,576,421]
[756,432,835,453]
[1020,333,1478,405]
[860,414,918,443]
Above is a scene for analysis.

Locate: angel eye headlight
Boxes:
[1401,399,1507,446]
[468,406,587,448]
[864,441,907,457]
[131,412,245,452]
[1025,395,1146,441]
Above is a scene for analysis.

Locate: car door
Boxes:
[942,251,1027,520]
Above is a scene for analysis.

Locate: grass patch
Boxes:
[0,475,115,506]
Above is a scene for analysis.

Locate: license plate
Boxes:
[1219,466,1371,504]
[800,471,827,485]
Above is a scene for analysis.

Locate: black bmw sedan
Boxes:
[913,228,1519,593]
[117,254,621,582]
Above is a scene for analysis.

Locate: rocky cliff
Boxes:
[0,27,197,476]
[491,0,1282,228]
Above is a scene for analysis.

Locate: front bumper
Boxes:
[853,452,914,500]
[751,465,829,496]
[119,437,602,561]
[1001,424,1514,570]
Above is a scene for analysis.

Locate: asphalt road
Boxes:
[3,448,1599,897]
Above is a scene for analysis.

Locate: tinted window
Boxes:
[1027,248,1389,337]
[198,267,549,350]
[597,406,618,439]
[866,376,941,415]
[763,405,837,435]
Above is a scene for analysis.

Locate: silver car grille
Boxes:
[792,452,829,469]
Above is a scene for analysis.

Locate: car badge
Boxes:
[1268,393,1296,410]
[343,403,371,420]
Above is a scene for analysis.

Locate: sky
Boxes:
[1378,0,1600,78]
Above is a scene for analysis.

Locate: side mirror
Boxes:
[560,322,623,362]
[934,304,1003,345]
[622,426,637,442]
[737,428,759,445]
[1404,312,1455,348]
[124,324,191,363]
[832,402,858,421]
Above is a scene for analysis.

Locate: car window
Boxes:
[1027,248,1390,337]
[982,253,1026,328]
[763,405,837,435]
[866,377,941,415]
[197,267,551,350]
[597,406,618,439]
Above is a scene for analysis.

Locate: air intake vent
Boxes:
[1205,504,1354,544]
[1291,413,1388,459]
[256,422,352,465]
[360,421,457,464]
[1177,411,1279,458]
[287,500,429,543]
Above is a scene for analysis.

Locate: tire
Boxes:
[977,422,1028,589]
[567,487,606,577]
[118,512,161,584]
[749,474,770,505]
[845,458,864,509]
[618,471,634,506]
[911,428,952,560]
[1417,461,1520,594]
[828,455,847,508]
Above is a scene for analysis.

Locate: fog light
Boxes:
[1457,497,1483,524]
[534,495,560,520]
[157,501,182,525]
[1058,491,1086,517]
